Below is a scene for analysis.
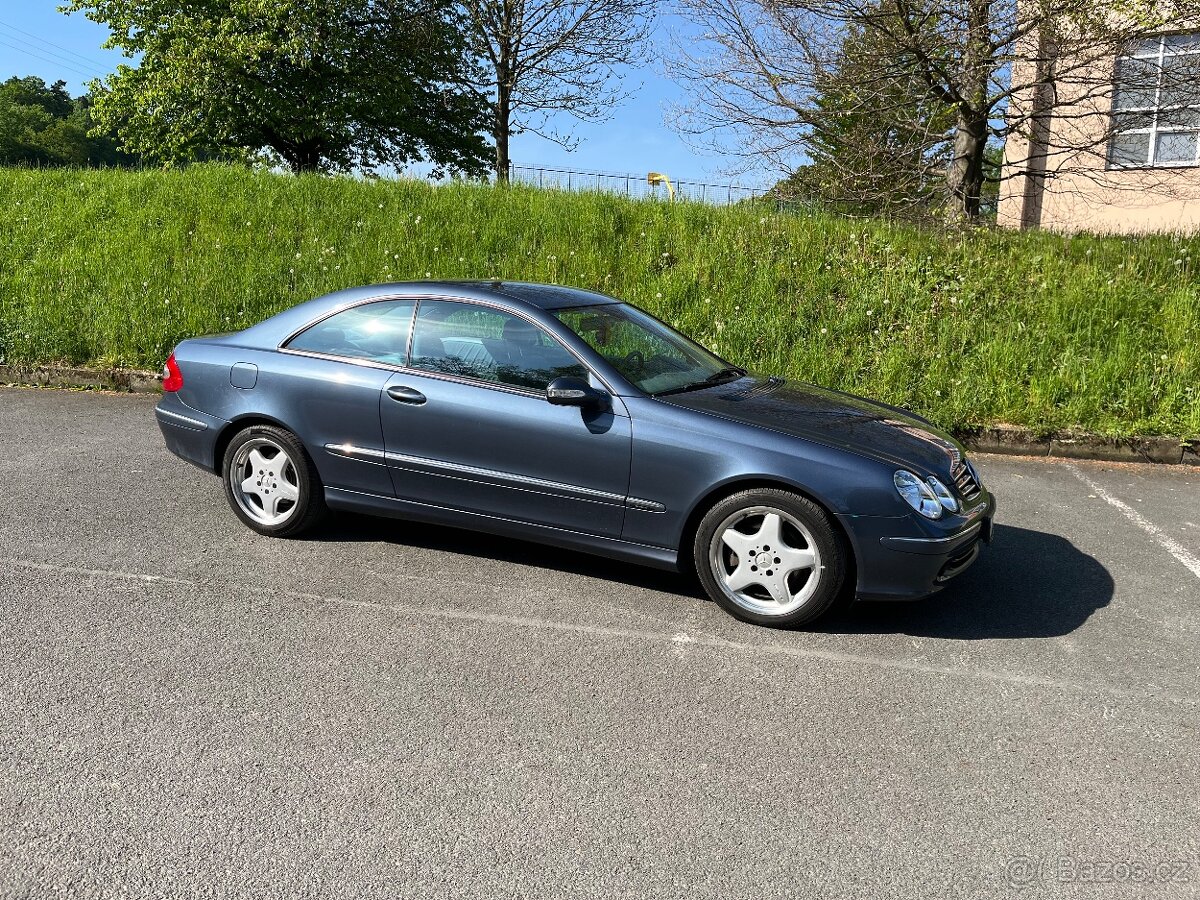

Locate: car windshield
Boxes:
[554,303,742,395]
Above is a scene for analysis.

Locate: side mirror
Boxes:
[546,375,608,409]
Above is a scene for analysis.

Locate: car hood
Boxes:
[659,376,965,476]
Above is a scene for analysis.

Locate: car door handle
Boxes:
[386,385,426,405]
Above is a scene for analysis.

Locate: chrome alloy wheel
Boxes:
[229,437,301,526]
[707,506,823,616]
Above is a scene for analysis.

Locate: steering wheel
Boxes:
[622,350,645,375]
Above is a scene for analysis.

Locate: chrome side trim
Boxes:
[384,449,627,506]
[325,443,663,511]
[284,346,554,400]
[883,522,981,547]
[280,347,409,375]
[322,485,679,569]
[325,443,389,462]
[626,496,667,513]
[880,522,981,554]
[155,407,209,431]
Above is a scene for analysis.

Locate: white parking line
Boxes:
[7,556,1198,705]
[3,559,196,585]
[313,594,1200,704]
[1065,464,1200,581]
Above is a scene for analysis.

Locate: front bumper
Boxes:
[843,493,996,601]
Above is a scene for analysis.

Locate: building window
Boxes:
[1109,33,1200,168]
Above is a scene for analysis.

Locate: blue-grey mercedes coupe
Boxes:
[156,281,994,627]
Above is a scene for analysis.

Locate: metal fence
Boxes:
[508,163,763,206]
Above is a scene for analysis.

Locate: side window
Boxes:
[410,300,587,391]
[557,308,689,379]
[287,300,415,365]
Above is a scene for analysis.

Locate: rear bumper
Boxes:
[843,494,995,602]
[155,394,225,472]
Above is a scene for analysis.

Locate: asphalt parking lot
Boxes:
[1,386,1197,899]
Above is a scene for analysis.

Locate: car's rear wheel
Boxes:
[693,488,847,627]
[222,425,326,537]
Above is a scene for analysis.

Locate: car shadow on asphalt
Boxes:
[314,517,1111,639]
[826,524,1114,640]
[313,511,707,599]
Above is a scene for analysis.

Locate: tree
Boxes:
[460,0,656,181]
[64,0,492,175]
[782,23,955,216]
[0,76,137,167]
[671,0,1196,221]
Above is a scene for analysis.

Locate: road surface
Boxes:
[1,387,1197,899]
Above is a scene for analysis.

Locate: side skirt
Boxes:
[324,487,680,572]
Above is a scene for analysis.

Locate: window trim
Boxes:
[277,293,615,399]
[1108,32,1200,170]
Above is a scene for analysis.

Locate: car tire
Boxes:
[222,424,327,537]
[693,488,847,628]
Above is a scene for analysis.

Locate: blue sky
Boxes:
[0,2,756,185]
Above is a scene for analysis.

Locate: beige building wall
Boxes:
[999,28,1200,234]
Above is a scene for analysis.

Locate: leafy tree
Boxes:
[0,76,135,167]
[64,0,493,175]
[1,76,74,119]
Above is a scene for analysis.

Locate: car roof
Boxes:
[483,282,620,310]
[231,281,621,348]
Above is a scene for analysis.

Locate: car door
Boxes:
[379,299,632,538]
[274,298,416,497]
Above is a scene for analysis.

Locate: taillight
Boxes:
[162,353,183,392]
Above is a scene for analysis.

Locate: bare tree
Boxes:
[461,0,656,181]
[670,0,1200,221]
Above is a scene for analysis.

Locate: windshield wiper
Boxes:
[704,367,746,383]
[653,367,746,397]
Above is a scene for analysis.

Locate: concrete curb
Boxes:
[0,364,161,394]
[953,423,1197,466]
[2,365,1196,467]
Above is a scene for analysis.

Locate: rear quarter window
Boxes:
[286,300,416,365]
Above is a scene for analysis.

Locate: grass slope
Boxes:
[1,165,1197,438]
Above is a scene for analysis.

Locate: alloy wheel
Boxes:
[229,437,301,526]
[707,505,823,616]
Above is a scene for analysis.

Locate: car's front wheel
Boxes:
[222,424,326,537]
[694,488,847,627]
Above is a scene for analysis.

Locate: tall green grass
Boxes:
[1,165,1197,437]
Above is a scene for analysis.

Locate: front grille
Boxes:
[953,461,982,503]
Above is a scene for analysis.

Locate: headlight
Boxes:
[927,476,959,514]
[894,470,943,519]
